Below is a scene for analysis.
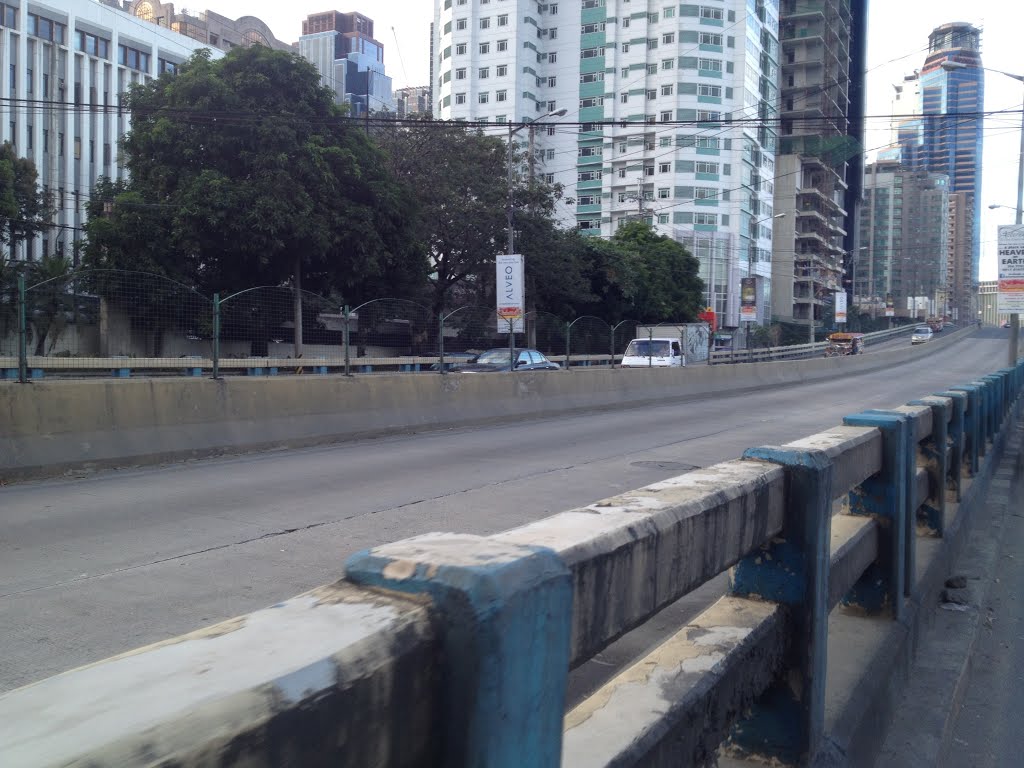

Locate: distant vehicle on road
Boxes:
[1002,321,1012,329]
[431,353,477,372]
[450,348,560,372]
[911,327,934,344]
[825,332,865,357]
[620,337,684,368]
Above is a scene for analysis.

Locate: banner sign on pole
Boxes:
[835,292,847,324]
[496,254,525,333]
[997,225,1024,314]
[739,277,757,323]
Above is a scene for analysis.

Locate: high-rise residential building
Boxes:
[892,22,983,316]
[858,160,949,320]
[298,11,394,116]
[122,1,292,52]
[432,0,781,327]
[395,85,431,118]
[771,0,867,332]
[0,0,220,262]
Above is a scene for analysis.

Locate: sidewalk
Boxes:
[875,417,1024,767]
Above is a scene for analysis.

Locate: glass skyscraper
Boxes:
[899,23,984,295]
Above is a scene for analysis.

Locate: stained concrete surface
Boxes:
[0,331,1012,696]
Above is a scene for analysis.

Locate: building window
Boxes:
[581,23,605,34]
[580,97,603,108]
[497,39,508,51]
[456,43,467,55]
[647,39,657,50]
[700,6,724,21]
[694,187,718,199]
[547,100,556,111]
[698,84,722,97]
[479,42,490,54]
[497,64,508,76]
[696,161,720,174]
[694,213,718,225]
[622,17,630,28]
[696,136,720,149]
[661,58,674,70]
[479,92,489,103]
[657,188,670,199]
[663,7,676,18]
[699,32,723,46]
[661,84,673,96]
[580,47,601,59]
[548,76,556,87]
[659,162,671,173]
[28,13,66,44]
[644,165,655,177]
[497,89,507,102]
[456,18,467,30]
[696,110,721,121]
[662,32,675,44]
[480,18,490,29]
[647,63,657,74]
[621,43,630,53]
[497,14,508,25]
[698,58,722,72]
[646,89,656,100]
[620,92,628,103]
[455,92,466,104]
[660,111,671,122]
[548,52,557,63]
[119,45,151,72]
[455,67,466,80]
[479,67,489,78]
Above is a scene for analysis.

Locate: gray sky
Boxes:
[217,1,1022,279]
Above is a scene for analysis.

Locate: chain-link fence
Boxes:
[0,268,710,381]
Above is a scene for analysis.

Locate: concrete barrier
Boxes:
[2,356,1020,767]
[0,326,973,481]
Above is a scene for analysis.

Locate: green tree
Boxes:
[0,142,52,256]
[374,118,512,315]
[84,46,423,347]
[610,221,704,323]
[24,253,75,355]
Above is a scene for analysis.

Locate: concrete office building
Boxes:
[0,0,221,262]
[123,1,292,52]
[858,159,949,320]
[394,85,431,118]
[432,0,781,327]
[298,11,394,116]
[771,0,867,332]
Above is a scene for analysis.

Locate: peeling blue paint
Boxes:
[345,540,572,768]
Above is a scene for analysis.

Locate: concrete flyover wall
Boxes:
[1,358,1021,768]
[0,328,972,481]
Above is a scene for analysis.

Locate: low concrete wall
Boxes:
[0,328,971,481]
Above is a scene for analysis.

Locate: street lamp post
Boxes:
[506,109,567,256]
[943,60,1024,364]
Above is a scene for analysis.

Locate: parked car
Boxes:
[450,348,560,372]
[911,326,934,344]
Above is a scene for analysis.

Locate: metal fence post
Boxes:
[438,312,446,374]
[212,292,220,380]
[647,326,653,368]
[17,273,27,383]
[565,322,571,371]
[343,305,351,377]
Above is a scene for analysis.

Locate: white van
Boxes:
[620,337,685,368]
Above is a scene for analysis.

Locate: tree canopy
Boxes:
[84,46,424,302]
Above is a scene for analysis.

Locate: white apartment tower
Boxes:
[433,0,781,326]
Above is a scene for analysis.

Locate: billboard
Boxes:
[835,292,848,324]
[496,254,525,333]
[740,277,757,323]
[997,225,1024,314]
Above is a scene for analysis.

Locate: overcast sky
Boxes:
[214,1,1022,279]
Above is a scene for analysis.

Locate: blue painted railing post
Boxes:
[345,534,572,768]
[950,385,981,475]
[935,390,967,503]
[842,411,911,618]
[909,397,951,537]
[728,446,833,764]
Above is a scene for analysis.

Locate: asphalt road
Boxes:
[0,328,1012,695]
